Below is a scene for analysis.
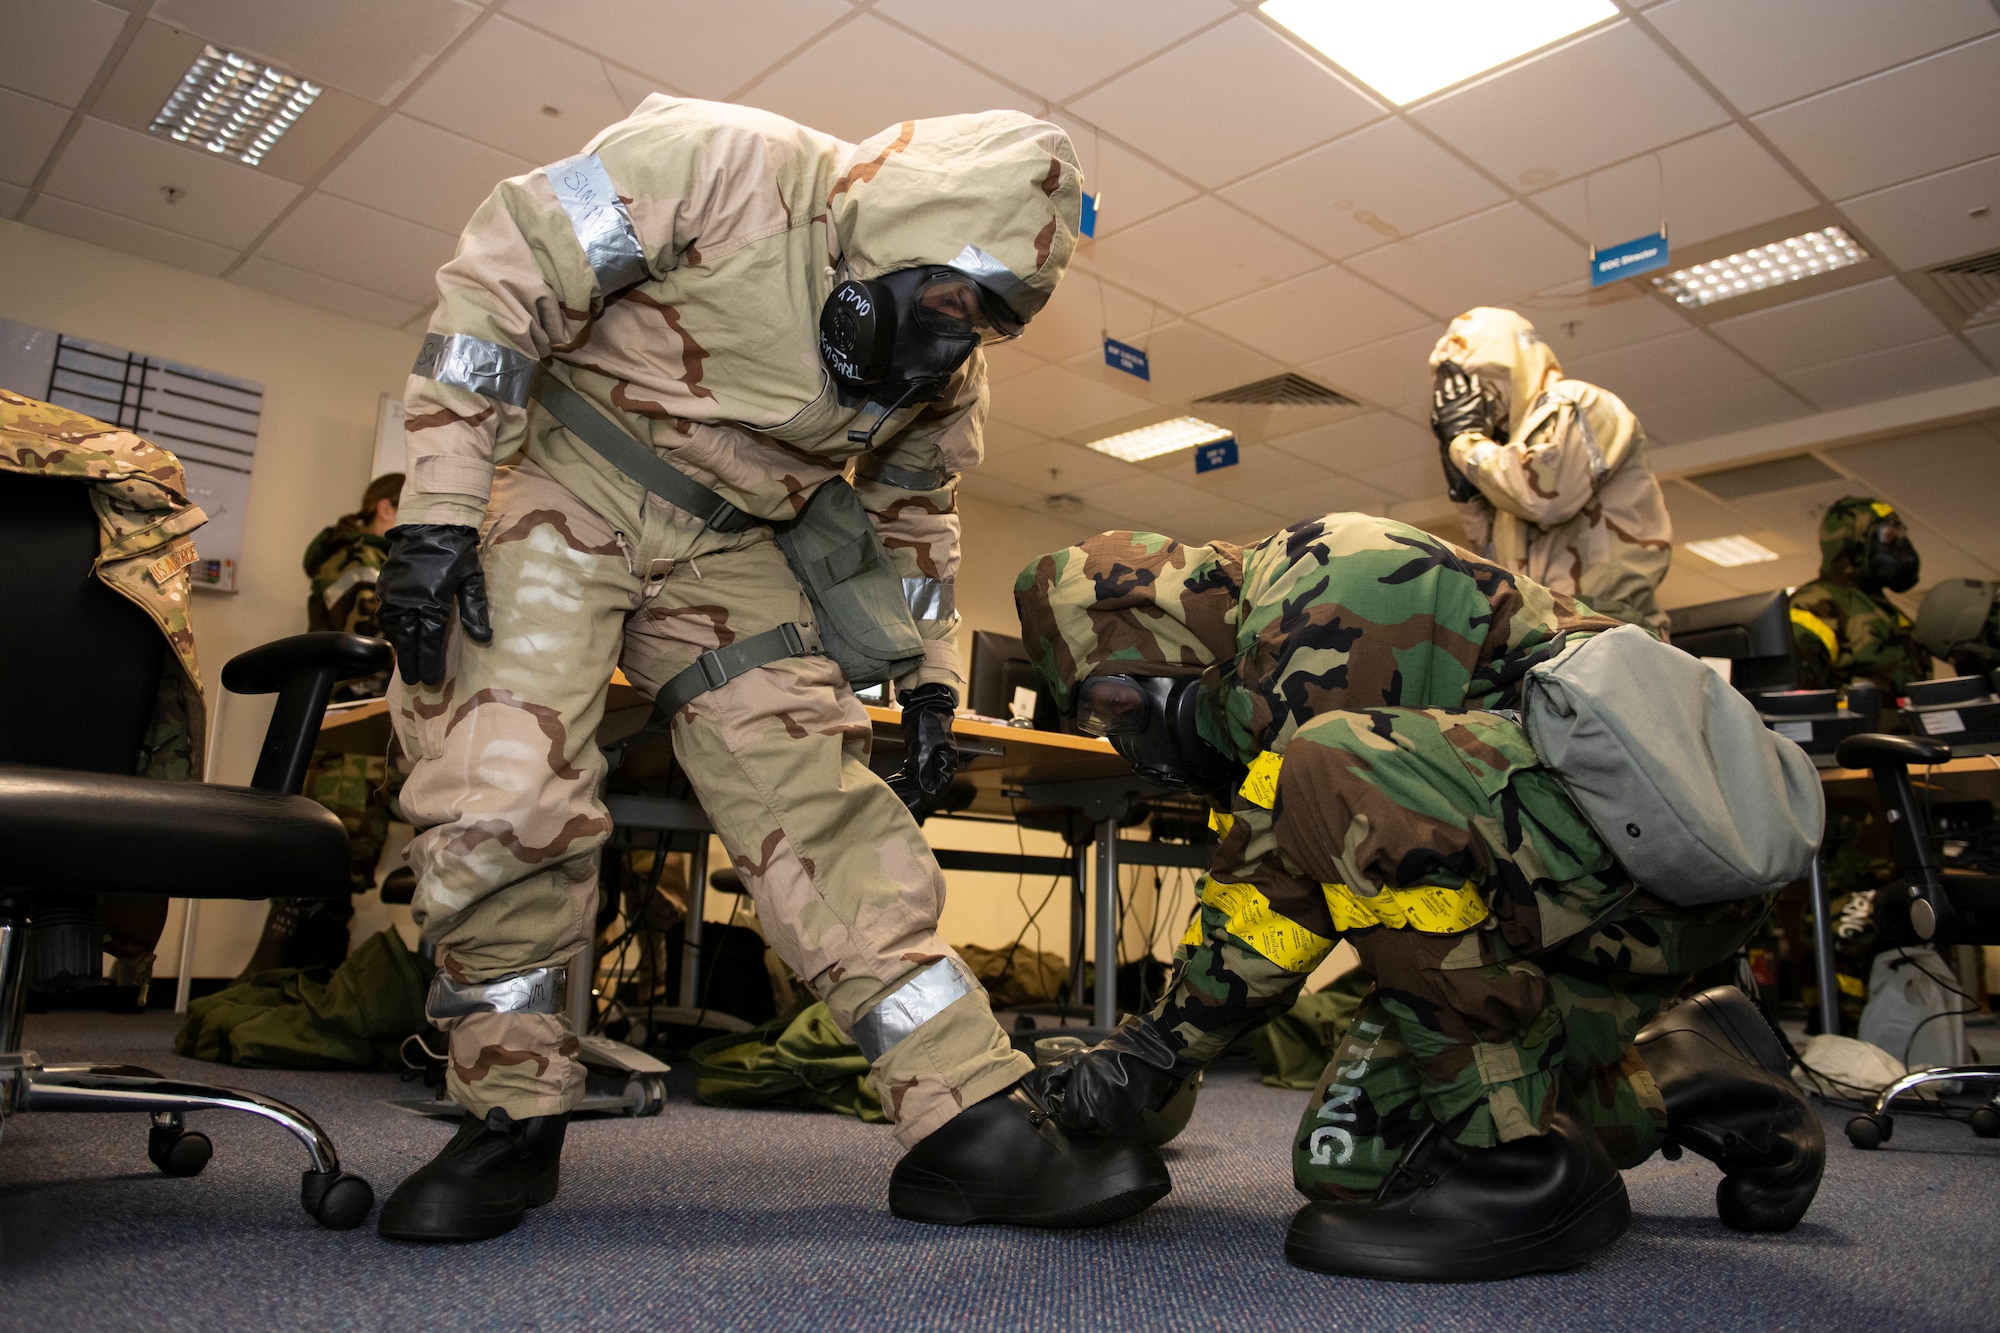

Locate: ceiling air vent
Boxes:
[1194,373,1357,408]
[1928,250,2000,325]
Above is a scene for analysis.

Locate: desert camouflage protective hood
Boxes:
[1013,530,1244,712]
[826,112,1083,322]
[1817,495,1910,583]
[1429,306,1564,441]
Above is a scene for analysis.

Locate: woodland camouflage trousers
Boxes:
[388,459,1026,1141]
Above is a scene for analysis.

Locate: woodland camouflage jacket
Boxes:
[0,389,207,779]
[402,96,1082,691]
[1790,495,1932,693]
[1432,308,1672,635]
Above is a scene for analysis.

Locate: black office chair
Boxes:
[1830,732,2000,1149]
[0,468,388,1228]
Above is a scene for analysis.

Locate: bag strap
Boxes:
[604,622,824,764]
[854,452,947,492]
[533,375,757,533]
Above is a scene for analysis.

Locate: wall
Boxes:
[0,219,419,976]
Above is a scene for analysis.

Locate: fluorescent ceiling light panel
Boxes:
[1653,227,1868,308]
[1685,535,1780,567]
[1084,416,1234,463]
[1260,0,1617,105]
[150,45,322,167]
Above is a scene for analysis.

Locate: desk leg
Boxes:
[1807,849,1842,1038]
[1070,841,1089,1010]
[679,837,708,1010]
[1094,820,1119,1030]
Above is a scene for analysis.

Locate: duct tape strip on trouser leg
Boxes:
[851,957,980,1064]
[428,965,568,1019]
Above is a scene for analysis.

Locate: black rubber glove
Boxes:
[885,683,960,821]
[378,524,493,686]
[1431,362,1501,504]
[1024,1014,1188,1137]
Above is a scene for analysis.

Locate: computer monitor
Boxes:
[1666,589,1796,693]
[966,629,1060,729]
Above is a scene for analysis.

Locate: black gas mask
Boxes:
[820,261,1022,447]
[1074,673,1241,798]
[1861,515,1920,594]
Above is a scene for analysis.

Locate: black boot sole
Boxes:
[890,1157,1171,1228]
[1284,1173,1632,1283]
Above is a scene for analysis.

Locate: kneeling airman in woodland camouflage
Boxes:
[1015,514,1825,1281]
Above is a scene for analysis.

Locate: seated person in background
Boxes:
[238,473,405,976]
[1014,513,1823,1282]
[0,389,209,1007]
[1428,307,1672,636]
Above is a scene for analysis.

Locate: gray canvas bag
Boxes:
[1520,624,1825,906]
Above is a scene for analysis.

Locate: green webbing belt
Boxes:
[654,621,823,718]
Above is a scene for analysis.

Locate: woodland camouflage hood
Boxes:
[1817,495,1912,583]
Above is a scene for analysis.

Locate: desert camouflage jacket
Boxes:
[1433,308,1672,635]
[0,389,207,779]
[1790,496,1932,694]
[403,96,1081,692]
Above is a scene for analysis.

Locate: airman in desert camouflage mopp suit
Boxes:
[1016,513,1825,1281]
[371,97,1169,1242]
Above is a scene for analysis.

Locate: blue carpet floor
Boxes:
[2,1010,1996,1331]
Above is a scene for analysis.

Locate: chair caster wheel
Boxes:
[623,1073,667,1117]
[148,1127,213,1177]
[301,1169,374,1230]
[1846,1115,1888,1149]
[1970,1107,2000,1139]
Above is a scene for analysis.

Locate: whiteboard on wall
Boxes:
[0,316,261,591]
[372,391,406,480]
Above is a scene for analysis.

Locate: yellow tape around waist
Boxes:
[1187,877,1335,974]
[1322,879,1489,935]
[1790,606,1837,660]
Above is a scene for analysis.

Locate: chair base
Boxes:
[1844,1064,2000,1151]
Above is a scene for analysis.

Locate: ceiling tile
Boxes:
[1646,0,1997,115]
[1076,469,1208,522]
[1838,152,2000,271]
[978,418,1047,458]
[1564,329,1766,408]
[401,15,643,163]
[1150,493,1289,543]
[977,438,1139,495]
[1050,113,1198,239]
[1831,421,2000,574]
[1195,264,1429,364]
[403,305,436,335]
[987,363,1158,438]
[505,0,848,101]
[1508,284,1691,361]
[232,255,422,328]
[1061,320,1284,406]
[739,14,1027,145]
[1637,377,1808,444]
[1411,21,1727,191]
[1299,326,1442,412]
[1966,322,2000,370]
[981,341,1044,385]
[1086,197,1325,314]
[1708,277,1948,373]
[955,468,1044,508]
[1530,126,1816,252]
[1066,15,1382,189]
[0,88,68,187]
[255,193,458,304]
[0,182,25,215]
[1657,478,1765,543]
[321,114,533,235]
[1267,411,1434,491]
[1656,560,1749,611]
[1182,443,1387,517]
[40,117,299,248]
[23,194,236,276]
[150,0,479,102]
[879,0,1231,103]
[0,0,126,106]
[1782,336,1991,411]
[1752,34,2000,198]
[1344,203,1581,319]
[1014,272,1159,363]
[1221,119,1507,260]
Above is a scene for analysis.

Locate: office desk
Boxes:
[316,681,1208,1030]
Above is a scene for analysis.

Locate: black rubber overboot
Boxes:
[377,1109,569,1243]
[234,901,302,982]
[1634,985,1824,1233]
[1284,1096,1630,1283]
[888,1082,1171,1228]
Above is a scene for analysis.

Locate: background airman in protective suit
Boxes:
[1015,513,1822,1281]
[373,98,1166,1241]
[1429,308,1673,635]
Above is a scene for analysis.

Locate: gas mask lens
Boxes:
[1075,675,1153,738]
[912,273,1018,345]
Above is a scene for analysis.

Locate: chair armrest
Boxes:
[1834,732,1950,770]
[222,632,393,795]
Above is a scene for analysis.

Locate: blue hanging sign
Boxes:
[1079,191,1100,238]
[1194,438,1238,473]
[1103,336,1149,380]
[1590,230,1670,287]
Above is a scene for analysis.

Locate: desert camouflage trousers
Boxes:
[1148,706,1768,1198]
[388,459,1027,1141]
